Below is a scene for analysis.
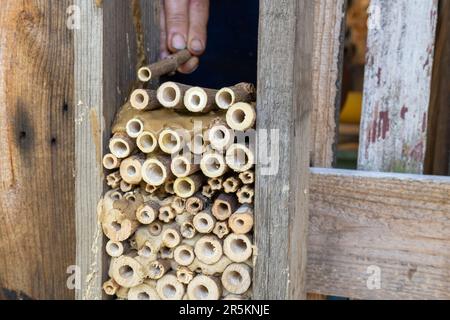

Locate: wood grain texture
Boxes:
[425,0,450,176]
[74,0,159,300]
[358,0,438,174]
[254,0,314,299]
[310,0,346,167]
[307,168,450,300]
[0,0,74,299]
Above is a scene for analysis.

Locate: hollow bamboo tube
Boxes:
[145,183,159,194]
[170,154,200,178]
[173,173,205,198]
[136,201,160,225]
[223,234,253,263]
[239,170,255,185]
[180,220,197,240]
[225,144,255,173]
[229,205,254,234]
[109,132,136,159]
[158,126,188,154]
[160,246,174,260]
[215,82,256,110]
[159,205,176,223]
[142,155,174,186]
[187,275,222,300]
[174,244,195,266]
[103,153,121,170]
[103,278,120,296]
[138,49,192,82]
[236,185,255,204]
[161,226,182,248]
[128,283,160,300]
[202,185,215,199]
[223,176,242,193]
[212,193,239,221]
[164,180,175,195]
[184,86,218,113]
[200,151,228,178]
[213,221,230,239]
[125,117,145,138]
[185,193,208,215]
[208,177,224,191]
[226,102,256,131]
[148,221,163,236]
[120,180,133,193]
[221,263,252,295]
[106,171,121,189]
[136,131,158,154]
[130,89,161,111]
[206,119,234,152]
[156,273,186,300]
[188,256,232,277]
[171,196,186,214]
[147,259,172,280]
[193,210,216,234]
[188,132,208,155]
[176,266,194,285]
[110,254,147,288]
[102,209,139,242]
[120,154,145,185]
[137,241,158,261]
[157,82,191,110]
[106,240,128,258]
[194,235,223,265]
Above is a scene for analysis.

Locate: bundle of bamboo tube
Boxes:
[99,55,256,300]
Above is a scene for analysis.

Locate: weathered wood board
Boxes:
[358,0,438,174]
[307,168,450,300]
[254,0,314,299]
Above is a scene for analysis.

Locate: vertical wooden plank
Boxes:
[254,0,314,299]
[0,0,74,299]
[425,0,450,176]
[310,0,347,168]
[74,0,159,300]
[358,0,438,173]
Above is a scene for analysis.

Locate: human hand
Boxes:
[160,0,210,74]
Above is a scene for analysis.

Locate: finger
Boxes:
[188,0,210,55]
[159,0,170,59]
[177,57,199,74]
[164,0,189,52]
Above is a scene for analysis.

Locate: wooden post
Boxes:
[0,0,74,300]
[358,0,438,174]
[254,0,314,299]
[74,0,159,299]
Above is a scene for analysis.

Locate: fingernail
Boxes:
[172,33,186,50]
[190,39,204,53]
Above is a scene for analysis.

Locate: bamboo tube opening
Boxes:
[174,245,195,266]
[239,170,254,184]
[126,118,144,138]
[120,180,132,193]
[174,175,202,198]
[110,134,134,159]
[160,247,174,260]
[223,234,252,263]
[208,177,223,191]
[213,221,230,239]
[208,125,233,151]
[237,185,254,204]
[216,88,234,110]
[148,260,170,280]
[180,221,196,239]
[137,131,158,153]
[184,87,208,112]
[157,274,185,300]
[171,196,186,214]
[136,203,158,225]
[200,153,228,178]
[171,156,191,178]
[177,266,194,284]
[194,236,223,265]
[142,159,168,186]
[162,228,181,248]
[226,144,254,173]
[119,265,134,279]
[106,240,124,257]
[189,133,207,155]
[159,129,184,154]
[128,283,160,300]
[138,243,154,259]
[149,222,163,236]
[157,82,181,108]
[103,279,119,296]
[138,67,152,82]
[103,153,121,170]
[221,264,252,295]
[193,212,215,234]
[187,275,221,300]
[226,102,256,131]
[120,155,144,185]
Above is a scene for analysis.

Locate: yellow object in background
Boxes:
[340,91,363,124]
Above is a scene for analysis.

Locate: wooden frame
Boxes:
[74,0,450,300]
